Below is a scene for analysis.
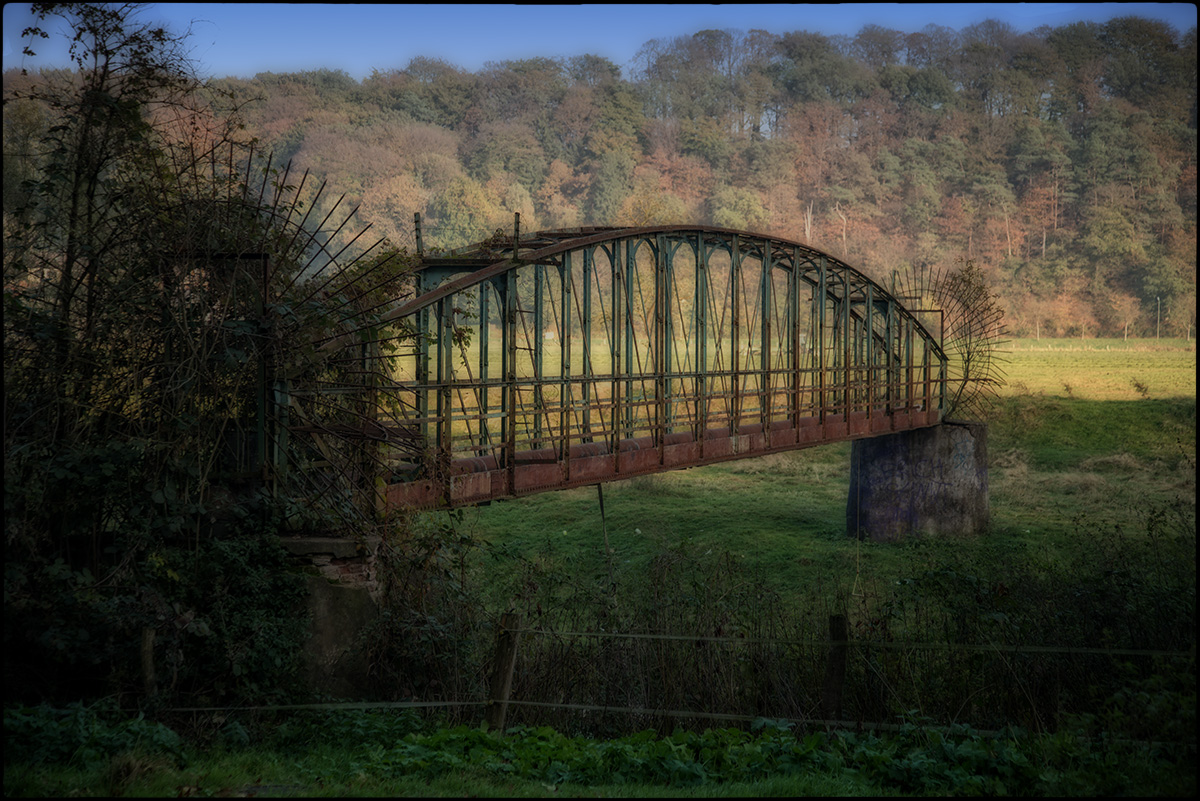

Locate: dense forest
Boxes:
[5,16,1197,338]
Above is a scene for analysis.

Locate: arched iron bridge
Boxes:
[288,224,949,512]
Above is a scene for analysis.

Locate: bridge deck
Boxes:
[385,405,938,509]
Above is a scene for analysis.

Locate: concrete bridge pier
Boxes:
[278,536,381,697]
[846,421,989,542]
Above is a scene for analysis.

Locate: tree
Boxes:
[951,20,1023,122]
[472,56,567,136]
[896,139,942,235]
[735,30,782,136]
[902,24,960,70]
[970,173,1018,261]
[1,86,47,221]
[534,158,589,227]
[1101,16,1191,120]
[586,148,635,224]
[358,173,428,250]
[8,4,204,379]
[463,120,548,189]
[1044,21,1106,126]
[4,3,401,706]
[566,53,621,87]
[773,30,875,105]
[679,114,733,170]
[547,84,598,164]
[1109,291,1144,340]
[616,173,687,226]
[406,56,477,128]
[853,24,905,70]
[710,185,768,230]
[584,82,643,161]
[782,99,851,194]
[426,174,497,249]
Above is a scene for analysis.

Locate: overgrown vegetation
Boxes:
[4,703,1194,796]
[2,3,411,710]
[358,512,492,701]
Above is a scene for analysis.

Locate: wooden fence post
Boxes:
[821,613,848,721]
[486,612,520,734]
[141,627,157,698]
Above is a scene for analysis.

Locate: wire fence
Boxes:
[166,615,1194,741]
[506,626,1192,657]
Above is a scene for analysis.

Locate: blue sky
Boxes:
[4,3,1197,80]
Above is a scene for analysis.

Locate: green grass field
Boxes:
[455,338,1195,611]
[1002,337,1196,400]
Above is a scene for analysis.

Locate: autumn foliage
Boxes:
[5,18,1196,335]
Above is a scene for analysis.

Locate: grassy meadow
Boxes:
[454,337,1196,611]
[1003,337,1196,399]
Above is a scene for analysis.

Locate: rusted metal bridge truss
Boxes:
[286,224,948,512]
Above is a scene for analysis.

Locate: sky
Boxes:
[3,3,1197,81]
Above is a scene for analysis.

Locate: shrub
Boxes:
[3,701,183,769]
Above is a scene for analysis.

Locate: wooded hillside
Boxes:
[6,17,1196,337]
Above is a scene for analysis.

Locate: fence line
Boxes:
[161,697,1001,737]
[166,700,486,713]
[508,626,1194,659]
[501,700,1015,736]
[161,698,998,737]
[488,615,1195,733]
[161,621,1192,730]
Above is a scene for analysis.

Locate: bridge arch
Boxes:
[300,225,949,510]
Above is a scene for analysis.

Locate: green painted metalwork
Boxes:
[315,224,948,510]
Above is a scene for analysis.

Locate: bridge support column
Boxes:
[279,536,381,697]
[846,421,988,542]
